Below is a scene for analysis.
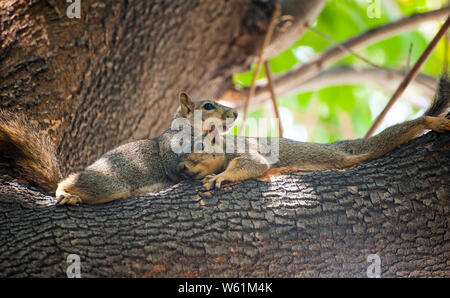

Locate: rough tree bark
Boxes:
[0,131,449,277]
[0,0,324,173]
[0,1,448,277]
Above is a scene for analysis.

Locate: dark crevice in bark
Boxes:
[1,132,448,277]
[1,0,325,174]
[1,0,447,278]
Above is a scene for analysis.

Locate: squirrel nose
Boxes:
[232,111,238,119]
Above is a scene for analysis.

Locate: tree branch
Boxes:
[222,7,449,108]
[264,60,283,137]
[222,67,438,109]
[365,15,450,137]
[1,132,448,277]
[263,0,327,60]
[241,3,281,134]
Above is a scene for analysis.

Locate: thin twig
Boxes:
[405,42,413,74]
[365,15,450,138]
[263,60,283,137]
[444,31,449,75]
[227,7,449,108]
[240,3,281,135]
[282,7,450,91]
[307,25,387,70]
[223,67,437,108]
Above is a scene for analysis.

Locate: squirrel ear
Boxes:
[179,92,194,116]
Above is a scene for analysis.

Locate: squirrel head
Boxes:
[175,92,238,135]
[176,131,226,180]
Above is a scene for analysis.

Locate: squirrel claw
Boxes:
[202,174,217,190]
[202,174,229,190]
[57,194,82,206]
[215,177,225,189]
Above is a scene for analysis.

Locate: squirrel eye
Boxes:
[203,103,215,111]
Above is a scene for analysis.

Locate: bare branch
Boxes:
[445,31,449,75]
[263,0,327,59]
[287,6,450,88]
[241,3,281,134]
[365,15,450,137]
[221,67,437,109]
[306,25,387,71]
[222,7,449,108]
[405,43,414,74]
[264,60,283,137]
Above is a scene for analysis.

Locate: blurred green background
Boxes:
[231,0,448,142]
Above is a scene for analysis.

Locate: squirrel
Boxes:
[177,76,450,190]
[0,93,238,205]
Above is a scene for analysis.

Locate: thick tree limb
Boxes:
[0,0,327,174]
[1,0,448,279]
[1,132,448,277]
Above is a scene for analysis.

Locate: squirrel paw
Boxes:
[428,117,450,133]
[202,173,232,190]
[202,174,219,190]
[57,194,82,206]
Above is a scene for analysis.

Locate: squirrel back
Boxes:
[177,75,450,190]
[0,92,238,204]
[0,111,61,193]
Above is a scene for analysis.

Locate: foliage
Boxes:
[232,0,447,142]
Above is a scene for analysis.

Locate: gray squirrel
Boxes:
[177,77,450,190]
[0,93,237,205]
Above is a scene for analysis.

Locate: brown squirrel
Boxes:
[177,76,450,190]
[0,93,237,205]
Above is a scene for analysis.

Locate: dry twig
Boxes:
[306,25,387,71]
[263,60,283,137]
[224,7,449,108]
[365,15,450,138]
[240,3,281,135]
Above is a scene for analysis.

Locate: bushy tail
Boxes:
[0,111,61,193]
[424,75,449,117]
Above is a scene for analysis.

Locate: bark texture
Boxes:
[1,131,449,277]
[1,0,448,278]
[0,0,324,174]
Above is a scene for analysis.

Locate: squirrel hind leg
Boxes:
[56,172,131,205]
[56,193,82,206]
[202,155,270,189]
[56,174,85,205]
[55,175,83,205]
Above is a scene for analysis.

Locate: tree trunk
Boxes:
[1,131,449,277]
[1,0,448,278]
[0,0,324,174]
